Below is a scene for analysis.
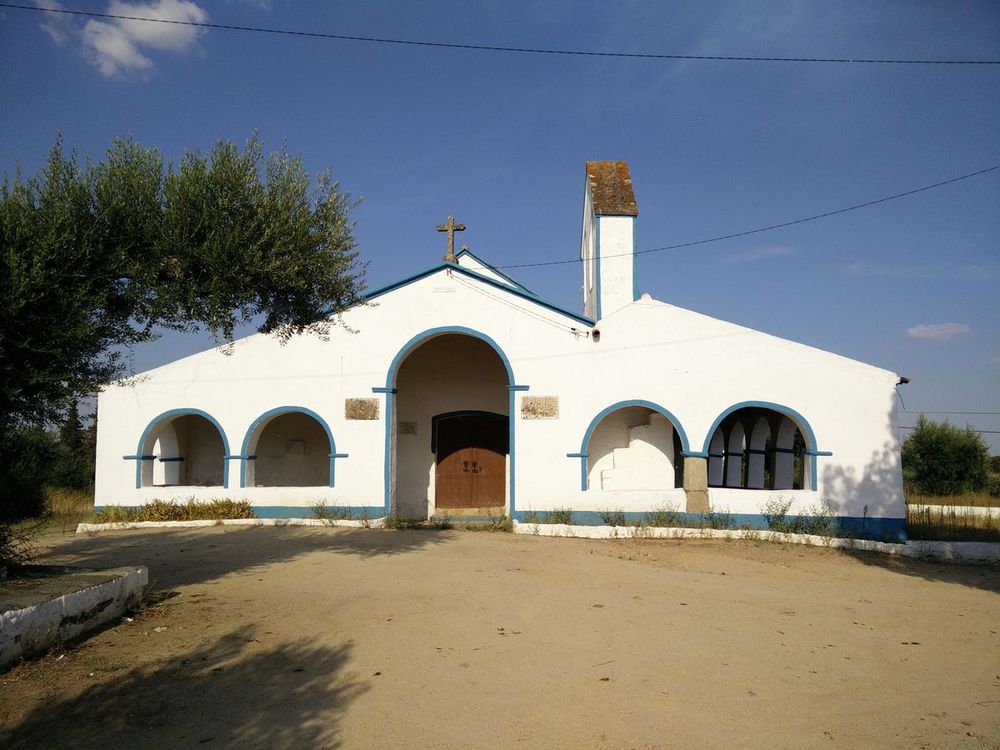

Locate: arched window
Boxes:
[707,406,808,490]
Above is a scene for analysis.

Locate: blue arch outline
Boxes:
[239,406,339,488]
[700,401,824,491]
[575,399,691,491]
[381,326,521,516]
[134,408,231,490]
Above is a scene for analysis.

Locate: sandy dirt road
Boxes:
[1,526,998,749]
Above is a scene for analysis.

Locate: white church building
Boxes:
[94,162,907,540]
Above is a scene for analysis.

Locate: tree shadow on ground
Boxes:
[836,548,1000,594]
[34,526,453,590]
[0,625,366,749]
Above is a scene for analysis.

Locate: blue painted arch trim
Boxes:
[575,399,691,491]
[239,406,339,488]
[701,401,827,491]
[382,326,521,517]
[134,408,231,490]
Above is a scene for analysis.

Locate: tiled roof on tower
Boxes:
[586,161,638,216]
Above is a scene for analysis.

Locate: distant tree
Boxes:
[0,134,366,517]
[990,455,1000,474]
[901,415,990,496]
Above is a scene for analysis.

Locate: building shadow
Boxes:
[35,526,453,590]
[819,395,1000,593]
[835,549,1000,594]
[0,626,367,749]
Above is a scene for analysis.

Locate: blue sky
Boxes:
[2,1,998,449]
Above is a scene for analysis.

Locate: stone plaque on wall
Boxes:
[345,398,379,420]
[398,421,418,435]
[521,396,558,419]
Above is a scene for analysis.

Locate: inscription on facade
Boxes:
[398,421,418,435]
[345,398,380,420]
[521,396,558,419]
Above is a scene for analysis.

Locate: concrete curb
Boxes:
[76,517,386,533]
[1,566,148,671]
[511,521,1000,564]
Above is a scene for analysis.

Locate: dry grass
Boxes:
[43,487,96,533]
[93,498,256,523]
[905,504,1000,542]
[905,491,1000,508]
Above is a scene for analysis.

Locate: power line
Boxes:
[899,426,999,434]
[496,163,1000,269]
[5,3,1000,66]
[901,411,1000,416]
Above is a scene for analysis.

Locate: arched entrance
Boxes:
[390,331,511,518]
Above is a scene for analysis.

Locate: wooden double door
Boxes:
[434,412,508,509]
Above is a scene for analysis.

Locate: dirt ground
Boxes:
[1,527,998,749]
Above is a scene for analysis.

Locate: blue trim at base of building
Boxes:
[253,505,385,519]
[510,510,907,543]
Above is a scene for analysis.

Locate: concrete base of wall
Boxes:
[1,565,148,671]
[510,521,1000,564]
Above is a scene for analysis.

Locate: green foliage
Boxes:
[902,415,990,496]
[645,503,680,528]
[990,456,1000,474]
[0,520,40,570]
[701,508,735,530]
[93,498,255,523]
[522,507,573,524]
[382,514,425,530]
[598,508,626,526]
[1,134,364,511]
[310,501,354,523]
[760,497,796,532]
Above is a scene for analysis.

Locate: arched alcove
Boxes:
[242,408,334,487]
[138,411,227,488]
[582,402,686,490]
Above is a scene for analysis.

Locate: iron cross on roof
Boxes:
[436,215,465,262]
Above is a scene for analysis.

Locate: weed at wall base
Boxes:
[93,498,256,523]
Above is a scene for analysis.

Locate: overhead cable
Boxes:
[496,163,1000,269]
[4,3,1000,65]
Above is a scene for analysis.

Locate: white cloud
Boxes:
[907,323,971,341]
[991,356,1000,366]
[720,245,794,265]
[39,0,209,77]
[34,0,70,45]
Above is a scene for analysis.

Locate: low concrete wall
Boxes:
[1,566,148,671]
[511,521,1000,564]
[76,517,384,533]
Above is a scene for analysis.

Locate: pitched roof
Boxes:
[586,161,638,216]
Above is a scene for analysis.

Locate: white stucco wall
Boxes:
[95,265,904,523]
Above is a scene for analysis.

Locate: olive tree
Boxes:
[0,134,365,517]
